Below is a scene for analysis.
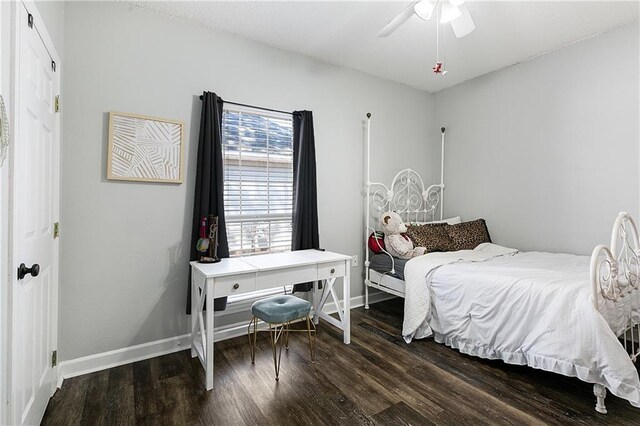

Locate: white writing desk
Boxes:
[190,249,352,390]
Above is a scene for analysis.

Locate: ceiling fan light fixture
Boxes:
[414,0,435,21]
[448,0,466,7]
[440,3,462,23]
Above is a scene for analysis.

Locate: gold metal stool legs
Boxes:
[247,316,258,364]
[269,323,286,381]
[306,316,316,363]
[284,322,290,350]
[247,315,316,381]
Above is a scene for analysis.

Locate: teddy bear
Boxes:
[380,211,427,259]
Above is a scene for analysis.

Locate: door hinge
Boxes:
[51,350,57,367]
[51,60,56,73]
[53,222,59,238]
[27,13,33,28]
[54,96,60,113]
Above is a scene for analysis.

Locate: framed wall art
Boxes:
[107,111,184,183]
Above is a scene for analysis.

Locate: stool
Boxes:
[247,295,316,381]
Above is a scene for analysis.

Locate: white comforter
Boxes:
[403,243,640,407]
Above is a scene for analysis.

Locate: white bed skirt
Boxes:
[433,331,640,407]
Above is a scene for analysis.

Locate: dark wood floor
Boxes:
[43,298,640,425]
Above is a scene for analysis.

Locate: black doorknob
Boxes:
[18,263,40,280]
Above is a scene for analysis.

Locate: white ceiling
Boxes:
[129,1,639,93]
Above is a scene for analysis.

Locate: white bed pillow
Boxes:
[433,216,462,225]
[406,216,461,226]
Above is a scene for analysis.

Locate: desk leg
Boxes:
[343,260,351,344]
[206,281,215,390]
[191,270,197,358]
[312,280,320,325]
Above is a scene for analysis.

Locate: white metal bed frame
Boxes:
[363,113,445,309]
[363,113,640,414]
[590,212,640,413]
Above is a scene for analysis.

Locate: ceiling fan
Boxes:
[377,0,475,38]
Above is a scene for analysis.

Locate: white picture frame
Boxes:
[107,111,184,183]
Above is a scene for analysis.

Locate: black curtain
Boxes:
[186,91,230,314]
[291,111,320,293]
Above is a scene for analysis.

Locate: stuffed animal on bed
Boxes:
[380,211,427,260]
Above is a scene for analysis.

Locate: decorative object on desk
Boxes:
[196,216,210,253]
[107,111,184,183]
[0,95,9,167]
[199,215,221,263]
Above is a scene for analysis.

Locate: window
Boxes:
[221,105,294,258]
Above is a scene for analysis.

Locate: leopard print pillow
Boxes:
[446,219,491,251]
[406,223,456,253]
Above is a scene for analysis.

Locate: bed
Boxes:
[363,116,640,413]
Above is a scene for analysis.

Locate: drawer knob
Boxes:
[233,283,239,290]
[330,268,335,274]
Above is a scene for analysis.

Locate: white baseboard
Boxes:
[57,291,395,387]
[57,333,192,386]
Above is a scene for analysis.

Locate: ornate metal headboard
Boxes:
[368,168,443,231]
[363,113,446,275]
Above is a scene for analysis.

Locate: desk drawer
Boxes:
[318,261,346,280]
[256,265,317,290]
[214,273,256,297]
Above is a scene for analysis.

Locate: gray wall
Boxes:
[434,22,639,255]
[34,1,64,57]
[60,2,436,360]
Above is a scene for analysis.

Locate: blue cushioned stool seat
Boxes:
[251,295,311,324]
[248,294,316,380]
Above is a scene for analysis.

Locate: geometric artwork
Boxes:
[107,111,184,183]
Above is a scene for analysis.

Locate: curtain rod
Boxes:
[199,95,298,116]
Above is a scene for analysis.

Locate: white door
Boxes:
[11,3,60,425]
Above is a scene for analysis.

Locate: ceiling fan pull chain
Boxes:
[433,2,443,75]
[436,3,440,62]
[442,8,447,75]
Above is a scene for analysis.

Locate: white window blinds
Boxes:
[221,106,294,257]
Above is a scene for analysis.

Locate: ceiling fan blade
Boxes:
[377,2,417,38]
[450,4,475,38]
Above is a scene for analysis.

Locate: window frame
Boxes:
[220,103,295,303]
[221,103,294,258]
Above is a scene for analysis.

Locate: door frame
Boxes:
[1,1,61,424]
[0,2,17,424]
